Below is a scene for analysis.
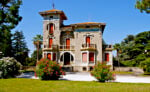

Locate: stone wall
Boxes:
[114,67,144,73]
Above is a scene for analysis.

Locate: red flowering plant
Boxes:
[91,62,115,82]
[35,58,65,80]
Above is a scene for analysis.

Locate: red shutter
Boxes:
[105,53,109,61]
[86,37,90,47]
[53,53,56,61]
[66,38,70,49]
[89,53,94,62]
[47,53,51,60]
[82,53,87,62]
[49,38,53,48]
[49,24,54,34]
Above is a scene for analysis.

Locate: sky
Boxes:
[12,0,150,56]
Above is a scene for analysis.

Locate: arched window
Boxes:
[86,36,90,47]
[47,23,55,34]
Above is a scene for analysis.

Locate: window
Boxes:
[86,26,90,28]
[47,53,51,60]
[66,38,70,49]
[105,53,109,61]
[44,53,47,58]
[89,52,94,63]
[47,24,54,34]
[53,53,56,61]
[49,24,54,34]
[82,52,87,62]
[86,36,90,47]
[49,38,53,48]
[50,16,53,18]
[83,67,87,71]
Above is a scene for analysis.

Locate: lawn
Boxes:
[0,79,150,92]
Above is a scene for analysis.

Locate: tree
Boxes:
[32,35,43,62]
[0,0,22,56]
[12,30,29,65]
[114,31,150,67]
[135,0,150,13]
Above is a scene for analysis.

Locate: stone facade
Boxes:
[39,9,113,72]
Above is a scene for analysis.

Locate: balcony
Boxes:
[81,44,96,51]
[105,45,113,51]
[59,45,75,51]
[43,45,58,51]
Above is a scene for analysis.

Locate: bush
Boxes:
[35,58,65,80]
[91,62,115,82]
[140,58,150,73]
[0,57,22,78]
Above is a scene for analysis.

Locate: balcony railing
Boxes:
[43,45,58,51]
[105,45,113,51]
[59,45,75,51]
[81,44,96,51]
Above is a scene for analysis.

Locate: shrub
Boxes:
[35,58,65,80]
[140,58,150,73]
[91,62,115,82]
[0,57,22,78]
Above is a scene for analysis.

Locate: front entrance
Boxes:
[60,52,74,65]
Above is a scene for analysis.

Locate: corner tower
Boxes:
[39,9,67,60]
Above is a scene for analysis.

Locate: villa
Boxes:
[39,9,113,72]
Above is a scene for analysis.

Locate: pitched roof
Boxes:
[39,9,67,20]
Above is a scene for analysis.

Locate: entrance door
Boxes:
[49,38,53,48]
[86,36,90,47]
[66,38,70,49]
[60,52,74,65]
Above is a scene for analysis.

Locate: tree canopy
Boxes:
[114,31,150,67]
[136,0,150,13]
[0,0,22,56]
[12,30,29,65]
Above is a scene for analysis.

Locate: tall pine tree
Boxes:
[12,30,29,65]
[0,0,22,56]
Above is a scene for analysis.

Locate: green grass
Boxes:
[0,79,150,92]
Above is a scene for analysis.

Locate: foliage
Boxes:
[91,62,115,82]
[136,0,150,13]
[31,49,42,62]
[35,58,65,80]
[12,30,29,65]
[120,60,136,67]
[32,34,43,62]
[0,0,22,57]
[24,57,36,66]
[114,31,150,67]
[140,58,150,73]
[0,57,22,78]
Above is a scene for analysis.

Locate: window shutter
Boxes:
[82,53,87,62]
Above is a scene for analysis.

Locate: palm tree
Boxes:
[113,43,121,70]
[113,43,121,57]
[33,35,43,62]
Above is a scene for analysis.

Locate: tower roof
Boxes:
[39,9,67,20]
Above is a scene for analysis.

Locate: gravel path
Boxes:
[17,72,150,83]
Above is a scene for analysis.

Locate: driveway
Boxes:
[17,72,150,83]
